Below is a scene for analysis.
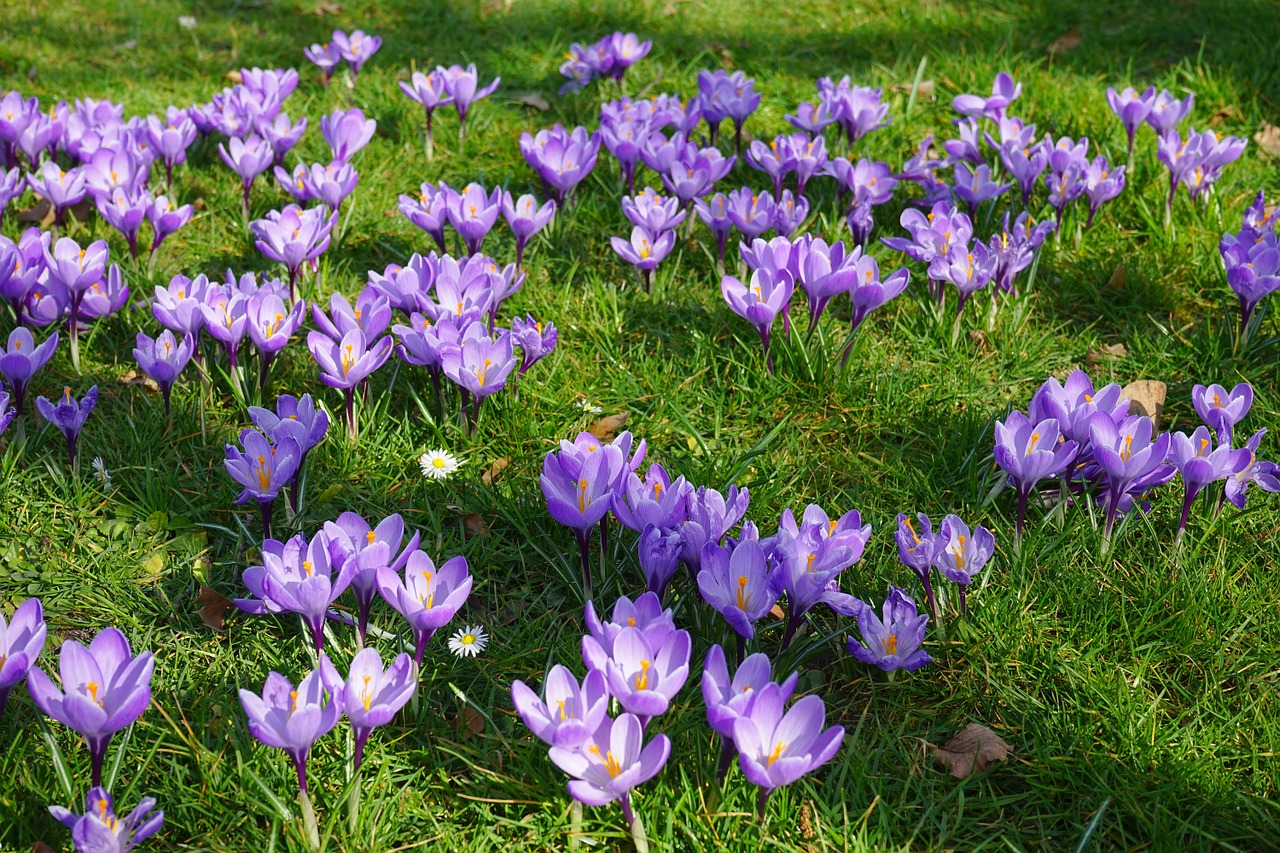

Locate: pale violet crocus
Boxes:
[511,665,609,748]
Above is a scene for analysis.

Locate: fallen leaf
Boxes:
[141,552,165,584]
[1254,121,1280,158]
[932,723,1012,779]
[590,412,629,442]
[769,603,786,621]
[968,329,990,352]
[1047,30,1083,56]
[1120,379,1167,430]
[497,598,532,625]
[890,80,936,99]
[16,199,51,224]
[118,369,160,393]
[511,92,551,112]
[454,706,485,739]
[1085,343,1127,371]
[462,513,490,539]
[196,585,235,631]
[32,843,57,853]
[1105,265,1126,291]
[224,69,243,84]
[1210,104,1243,127]
[192,197,207,211]
[482,457,511,485]
[313,1,342,13]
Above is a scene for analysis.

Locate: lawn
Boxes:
[1,0,1279,850]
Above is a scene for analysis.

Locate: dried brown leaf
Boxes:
[32,843,57,853]
[497,598,532,625]
[196,585,235,631]
[1254,121,1280,158]
[482,457,511,485]
[1105,265,1126,291]
[1085,343,1127,371]
[463,513,490,539]
[1048,30,1083,56]
[590,412,629,442]
[932,723,1013,779]
[890,80,936,99]
[313,2,342,14]
[768,603,786,621]
[1210,104,1243,127]
[511,92,551,112]
[224,69,243,84]
[454,706,485,739]
[1120,379,1167,430]
[192,197,207,211]
[119,369,160,393]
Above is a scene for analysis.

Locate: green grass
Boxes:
[2,0,1280,850]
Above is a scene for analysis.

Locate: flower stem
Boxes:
[347,763,362,833]
[298,786,320,852]
[575,528,593,601]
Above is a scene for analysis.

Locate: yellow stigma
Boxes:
[806,553,816,572]
[341,344,355,376]
[634,660,652,691]
[558,699,569,721]
[578,479,589,513]
[767,741,786,767]
[1198,438,1209,456]
[1027,432,1040,454]
[1120,434,1134,461]
[303,560,314,577]
[256,456,271,491]
[86,681,102,707]
[952,535,967,570]
[362,674,373,711]
[883,634,898,655]
[653,482,663,500]
[736,575,751,610]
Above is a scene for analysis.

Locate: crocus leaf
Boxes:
[932,723,1013,779]
[197,584,235,631]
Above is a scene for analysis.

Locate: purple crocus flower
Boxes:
[445,182,502,255]
[96,186,151,259]
[25,161,87,226]
[251,204,336,300]
[320,108,376,163]
[248,392,329,512]
[694,192,734,262]
[943,117,984,166]
[145,114,197,187]
[218,134,273,214]
[0,166,24,227]
[400,70,453,158]
[1145,90,1194,136]
[928,242,997,313]
[304,40,343,85]
[48,786,163,853]
[894,512,939,617]
[1088,413,1173,538]
[1156,128,1211,216]
[548,711,670,829]
[255,112,307,166]
[200,285,250,368]
[724,187,775,242]
[146,195,194,255]
[511,315,558,375]
[237,531,355,655]
[512,665,609,748]
[223,428,301,539]
[1169,426,1250,540]
[611,226,675,294]
[637,524,683,601]
[43,236,108,371]
[541,442,627,598]
[247,290,305,392]
[1106,86,1156,159]
[697,539,778,642]
[0,327,58,419]
[322,511,419,646]
[622,187,685,235]
[785,100,836,134]
[678,485,750,576]
[0,387,12,437]
[440,63,500,139]
[502,192,555,268]
[845,254,909,339]
[988,211,1055,294]
[933,514,995,594]
[993,411,1078,540]
[821,76,889,144]
[702,645,798,741]
[952,71,1021,119]
[1083,156,1125,227]
[699,69,761,152]
[847,586,932,672]
[342,648,413,772]
[376,550,472,669]
[582,593,674,669]
[27,627,154,786]
[333,29,381,78]
[1000,138,1049,207]
[399,182,450,253]
[795,236,857,336]
[308,328,393,439]
[721,266,794,372]
[1225,429,1280,510]
[953,163,1011,216]
[37,385,97,465]
[746,135,796,201]
[732,682,844,817]
[612,464,691,533]
[1192,382,1252,446]
[312,289,392,341]
[238,659,344,795]
[765,506,870,644]
[0,227,46,315]
[439,325,517,429]
[132,331,193,416]
[772,190,808,239]
[520,125,601,206]
[298,160,359,213]
[0,597,46,719]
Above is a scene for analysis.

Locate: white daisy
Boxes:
[448,625,488,657]
[576,399,603,415]
[178,15,197,29]
[419,449,461,480]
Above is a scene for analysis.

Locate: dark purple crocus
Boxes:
[502,192,555,268]
[993,411,1077,541]
[0,327,58,420]
[1169,426,1250,542]
[218,135,273,215]
[343,648,413,773]
[320,108,376,163]
[251,204,336,300]
[765,505,870,646]
[37,385,97,465]
[548,711,671,830]
[1225,429,1280,510]
[375,550,472,670]
[512,665,609,748]
[440,63,500,141]
[943,117,984,166]
[400,70,453,159]
[733,682,844,818]
[445,182,501,255]
[1222,228,1280,336]
[48,786,163,853]
[541,442,627,599]
[697,539,778,643]
[637,525,683,601]
[238,658,344,796]
[0,597,46,719]
[847,586,932,672]
[133,331,193,416]
[721,267,793,372]
[1192,382,1252,446]
[699,69,761,152]
[27,627,154,787]
[223,429,301,539]
[612,464,691,533]
[1106,86,1156,161]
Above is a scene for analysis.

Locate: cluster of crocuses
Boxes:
[0,90,196,255]
[399,180,555,267]
[399,62,499,155]
[1220,191,1279,340]
[373,250,556,431]
[722,233,911,370]
[559,32,652,93]
[993,371,1278,547]
[0,327,98,455]
[304,29,382,87]
[234,511,470,844]
[1105,85,1246,217]
[0,598,164,851]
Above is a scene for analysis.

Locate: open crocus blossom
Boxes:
[600,624,692,725]
[250,204,336,300]
[1169,426,1250,542]
[1192,382,1252,446]
[1225,429,1280,510]
[238,658,344,795]
[27,627,155,787]
[223,429,302,540]
[548,711,671,831]
[952,71,1021,119]
[582,593,677,672]
[841,254,909,366]
[931,515,995,616]
[307,328,394,439]
[323,511,420,645]
[721,267,794,373]
[540,442,626,599]
[732,681,844,818]
[702,645,798,745]
[611,225,674,294]
[133,330,194,416]
[237,531,355,656]
[343,648,414,773]
[37,385,98,466]
[0,327,58,419]
[697,539,779,643]
[512,664,609,748]
[501,191,555,268]
[847,586,932,673]
[218,134,274,214]
[894,513,939,618]
[333,29,381,78]
[321,107,376,163]
[0,597,46,719]
[993,411,1078,540]
[1107,85,1157,161]
[48,786,164,853]
[375,549,473,669]
[399,70,453,158]
[1088,413,1173,539]
[440,63,501,139]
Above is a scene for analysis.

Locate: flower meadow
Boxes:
[2,1,1280,850]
